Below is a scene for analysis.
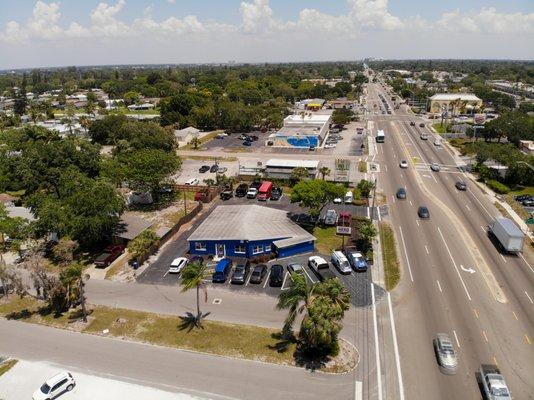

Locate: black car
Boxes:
[220,189,233,200]
[523,199,534,207]
[418,206,430,219]
[271,187,283,201]
[455,181,467,191]
[210,164,219,173]
[249,264,267,284]
[269,264,284,287]
[515,194,533,202]
[419,123,425,128]
[235,183,249,197]
[250,181,262,190]
[199,165,210,173]
[249,135,259,141]
[231,260,250,284]
[410,121,416,126]
[396,187,407,199]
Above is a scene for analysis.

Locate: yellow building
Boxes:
[428,93,482,114]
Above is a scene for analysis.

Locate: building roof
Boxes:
[187,205,316,243]
[114,212,154,241]
[265,159,319,169]
[284,114,331,125]
[0,193,17,204]
[6,206,36,221]
[429,93,481,102]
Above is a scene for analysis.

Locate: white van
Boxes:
[344,191,353,204]
[420,132,428,140]
[331,251,352,274]
[434,137,442,146]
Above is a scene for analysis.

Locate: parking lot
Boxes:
[203,131,269,151]
[173,158,239,185]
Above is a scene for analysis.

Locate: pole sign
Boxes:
[336,226,352,236]
[474,114,486,125]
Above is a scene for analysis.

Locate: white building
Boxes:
[265,159,320,179]
[266,113,331,149]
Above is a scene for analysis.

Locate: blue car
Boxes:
[212,258,233,283]
[344,248,368,272]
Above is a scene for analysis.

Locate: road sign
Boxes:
[474,114,486,125]
[336,226,352,236]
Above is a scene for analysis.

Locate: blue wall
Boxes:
[189,238,315,258]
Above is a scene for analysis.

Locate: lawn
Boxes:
[180,130,222,150]
[0,359,18,377]
[432,123,450,134]
[0,297,297,368]
[358,160,367,173]
[313,227,343,254]
[379,222,400,291]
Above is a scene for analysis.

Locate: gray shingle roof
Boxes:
[187,205,316,243]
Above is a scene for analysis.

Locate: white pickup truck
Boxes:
[480,365,511,399]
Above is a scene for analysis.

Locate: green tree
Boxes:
[127,229,159,262]
[120,149,181,196]
[291,180,346,216]
[180,260,211,328]
[188,137,201,150]
[123,91,140,105]
[60,262,90,322]
[356,179,375,199]
[88,114,128,144]
[331,108,353,127]
[276,274,315,337]
[318,166,331,180]
[290,167,309,182]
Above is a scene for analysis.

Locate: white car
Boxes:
[185,178,200,185]
[324,144,336,149]
[33,372,75,400]
[216,132,228,138]
[169,257,188,274]
[399,160,408,168]
[246,188,258,199]
[308,256,329,271]
[333,197,342,204]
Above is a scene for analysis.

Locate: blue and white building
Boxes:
[188,205,316,259]
[265,113,331,149]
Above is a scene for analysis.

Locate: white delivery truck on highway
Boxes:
[489,217,525,253]
[479,364,511,400]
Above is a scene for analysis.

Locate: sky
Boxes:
[0,0,533,69]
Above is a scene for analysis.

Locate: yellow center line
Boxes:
[525,334,532,345]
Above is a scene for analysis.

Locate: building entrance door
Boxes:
[216,244,225,258]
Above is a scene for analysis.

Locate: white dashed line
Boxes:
[453,330,460,348]
[371,284,383,400]
[399,226,414,282]
[465,204,471,211]
[525,291,534,304]
[436,280,442,293]
[425,245,429,255]
[437,226,472,301]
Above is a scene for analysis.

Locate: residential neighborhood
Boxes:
[0,1,533,400]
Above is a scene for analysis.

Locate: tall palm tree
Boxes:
[60,262,90,322]
[318,166,331,180]
[277,274,315,337]
[180,260,211,328]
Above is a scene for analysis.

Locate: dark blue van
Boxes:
[212,258,232,283]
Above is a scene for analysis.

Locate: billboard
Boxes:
[474,114,486,125]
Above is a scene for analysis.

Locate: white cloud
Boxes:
[0,0,533,66]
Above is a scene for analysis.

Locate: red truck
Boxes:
[94,244,125,268]
[257,181,273,201]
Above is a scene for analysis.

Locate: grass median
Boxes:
[0,359,18,376]
[0,297,298,367]
[379,222,400,291]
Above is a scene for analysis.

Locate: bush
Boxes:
[127,229,160,262]
[487,180,510,194]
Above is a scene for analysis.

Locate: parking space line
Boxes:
[263,271,271,288]
[245,271,252,286]
[162,270,169,278]
[453,330,460,348]
[281,271,290,290]
[302,267,317,284]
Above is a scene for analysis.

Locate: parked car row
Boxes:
[211,258,284,287]
[514,194,534,207]
[230,181,283,201]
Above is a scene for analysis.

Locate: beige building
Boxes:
[428,93,482,114]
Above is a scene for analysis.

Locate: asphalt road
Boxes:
[365,81,534,400]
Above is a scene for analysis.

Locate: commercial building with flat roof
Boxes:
[428,93,482,114]
[265,159,320,179]
[266,112,331,148]
[188,205,316,258]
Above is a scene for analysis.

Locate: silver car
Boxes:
[324,209,338,226]
[434,333,458,374]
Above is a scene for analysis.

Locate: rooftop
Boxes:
[187,205,316,243]
[114,212,154,241]
[429,93,481,102]
[265,159,319,169]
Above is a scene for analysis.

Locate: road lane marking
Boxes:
[438,226,472,301]
[500,254,507,264]
[162,270,169,278]
[399,226,414,282]
[436,280,442,293]
[409,200,413,206]
[467,188,494,220]
[387,293,405,400]
[482,330,489,343]
[453,330,460,348]
[354,381,362,400]
[474,308,480,319]
[371,284,383,400]
[416,219,420,227]
[493,356,499,367]
[425,245,429,255]
[400,173,403,178]
[519,253,534,274]
[465,204,471,211]
[512,311,519,320]
[385,164,388,172]
[480,225,486,234]
[525,291,533,304]
[392,195,396,204]
[526,334,532,345]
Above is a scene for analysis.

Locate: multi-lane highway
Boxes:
[365,79,534,399]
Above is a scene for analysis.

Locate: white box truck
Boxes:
[489,217,524,253]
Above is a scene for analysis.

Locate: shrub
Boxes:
[127,229,160,262]
[487,180,510,194]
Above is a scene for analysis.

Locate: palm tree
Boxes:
[277,274,315,337]
[189,137,201,150]
[60,263,90,322]
[180,260,211,328]
[318,166,331,180]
